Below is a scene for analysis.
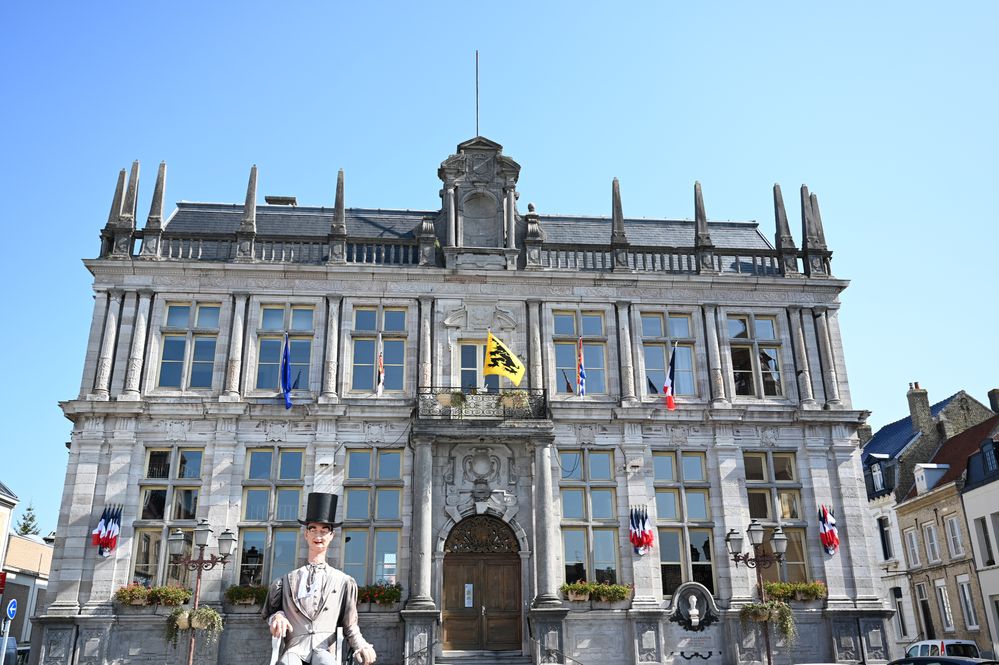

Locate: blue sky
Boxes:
[1,2,996,532]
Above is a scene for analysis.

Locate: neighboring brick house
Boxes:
[961,412,999,657]
[895,412,999,655]
[861,385,996,658]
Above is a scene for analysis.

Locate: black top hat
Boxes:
[298,492,342,528]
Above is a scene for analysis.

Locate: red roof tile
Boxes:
[904,414,999,500]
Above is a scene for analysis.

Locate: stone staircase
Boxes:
[437,651,532,665]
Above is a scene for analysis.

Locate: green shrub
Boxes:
[559,581,592,596]
[762,580,827,601]
[148,585,192,606]
[224,584,269,605]
[589,582,632,602]
[114,583,150,605]
[739,600,796,644]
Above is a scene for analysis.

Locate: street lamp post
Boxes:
[168,519,236,665]
[725,520,789,665]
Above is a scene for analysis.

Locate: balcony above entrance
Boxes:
[417,387,548,421]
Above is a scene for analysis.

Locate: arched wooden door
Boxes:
[442,515,521,651]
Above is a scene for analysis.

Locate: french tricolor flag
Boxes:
[818,504,839,555]
[663,342,677,411]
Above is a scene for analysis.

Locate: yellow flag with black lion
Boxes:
[483,331,525,386]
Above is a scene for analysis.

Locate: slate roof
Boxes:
[861,393,959,465]
[0,480,18,502]
[903,414,999,500]
[163,203,773,249]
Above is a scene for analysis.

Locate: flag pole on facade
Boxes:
[576,336,586,397]
[663,341,677,411]
[375,333,385,397]
[280,333,293,409]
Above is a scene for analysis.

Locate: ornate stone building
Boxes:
[37,137,888,664]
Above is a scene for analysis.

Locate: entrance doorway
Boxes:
[442,515,521,651]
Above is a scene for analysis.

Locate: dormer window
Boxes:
[915,468,927,494]
[871,463,885,492]
[984,441,997,474]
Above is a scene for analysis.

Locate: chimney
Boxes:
[989,388,999,414]
[907,382,933,437]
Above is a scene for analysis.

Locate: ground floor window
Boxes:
[342,528,399,585]
[562,528,617,584]
[659,527,714,596]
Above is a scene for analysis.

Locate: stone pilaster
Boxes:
[623,424,658,609]
[222,293,248,400]
[79,293,110,397]
[787,306,816,407]
[108,292,138,397]
[616,301,637,403]
[532,435,561,608]
[320,296,341,402]
[120,290,152,400]
[714,425,753,600]
[445,186,456,248]
[407,436,436,610]
[505,185,516,250]
[418,297,433,390]
[832,432,883,607]
[813,307,841,406]
[801,428,850,605]
[703,304,728,406]
[528,300,544,390]
[90,290,123,400]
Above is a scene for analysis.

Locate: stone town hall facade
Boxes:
[35,137,889,665]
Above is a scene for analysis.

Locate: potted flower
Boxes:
[449,391,466,409]
[165,608,190,647]
[114,583,151,606]
[165,606,224,648]
[559,581,592,602]
[762,580,827,603]
[148,585,192,607]
[359,581,402,610]
[590,582,633,605]
[739,600,796,644]
[224,584,269,606]
[500,391,528,410]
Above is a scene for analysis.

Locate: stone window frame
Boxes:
[635,308,700,402]
[341,447,404,586]
[548,305,615,399]
[891,586,910,638]
[955,573,979,630]
[877,516,894,561]
[558,447,620,584]
[149,298,226,395]
[923,522,942,564]
[343,300,414,397]
[236,446,307,585]
[718,307,795,402]
[944,514,965,559]
[131,445,206,587]
[973,517,995,567]
[742,449,809,583]
[904,527,922,568]
[652,449,716,596]
[244,296,324,398]
[934,578,956,632]
[457,339,507,393]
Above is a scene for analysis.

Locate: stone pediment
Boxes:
[457,136,503,152]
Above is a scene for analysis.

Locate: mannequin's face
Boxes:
[304,523,333,557]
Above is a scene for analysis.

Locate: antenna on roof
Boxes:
[475,50,480,136]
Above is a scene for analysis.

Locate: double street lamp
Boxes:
[168,519,236,665]
[725,520,788,665]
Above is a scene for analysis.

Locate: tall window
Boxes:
[984,441,997,474]
[956,575,979,629]
[560,449,617,583]
[459,342,500,392]
[553,311,606,395]
[256,304,314,390]
[351,307,406,393]
[974,517,995,566]
[158,302,221,389]
[727,314,782,397]
[877,517,894,560]
[945,515,965,558]
[640,312,696,400]
[342,448,402,585]
[238,447,305,585]
[915,582,935,639]
[871,463,884,492]
[132,447,204,586]
[891,587,909,638]
[935,579,955,632]
[904,528,922,567]
[924,523,941,563]
[654,451,714,595]
[743,450,807,582]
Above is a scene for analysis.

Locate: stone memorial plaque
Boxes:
[664,622,724,664]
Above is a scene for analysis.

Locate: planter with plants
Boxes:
[739,600,796,645]
[114,583,152,609]
[589,582,632,603]
[559,581,592,602]
[762,580,827,603]
[357,582,402,610]
[499,391,528,410]
[223,584,269,607]
[148,585,192,607]
[165,606,224,648]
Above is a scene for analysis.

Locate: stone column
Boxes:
[832,432,883,607]
[120,290,152,400]
[801,429,850,605]
[407,436,436,610]
[505,186,516,249]
[222,293,248,399]
[787,306,815,405]
[703,304,728,406]
[528,300,544,391]
[90,290,123,400]
[813,307,841,406]
[320,296,341,401]
[446,186,456,247]
[714,426,754,600]
[533,436,561,607]
[418,296,433,389]
[616,301,636,403]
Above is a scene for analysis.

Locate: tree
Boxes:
[16,503,41,536]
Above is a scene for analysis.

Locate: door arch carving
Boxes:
[445,514,519,554]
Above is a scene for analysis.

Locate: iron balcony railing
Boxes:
[417,387,548,420]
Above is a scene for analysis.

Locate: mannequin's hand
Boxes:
[354,646,377,664]
[269,614,293,638]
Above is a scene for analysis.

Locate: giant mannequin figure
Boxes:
[264,493,377,665]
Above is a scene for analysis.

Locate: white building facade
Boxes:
[962,420,999,657]
[35,138,889,665]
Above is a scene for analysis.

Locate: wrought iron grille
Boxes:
[417,387,548,420]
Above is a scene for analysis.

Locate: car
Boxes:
[905,640,982,659]
[888,658,999,665]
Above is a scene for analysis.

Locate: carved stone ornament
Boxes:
[462,447,500,483]
[666,582,720,633]
[833,620,860,661]
[264,421,288,442]
[444,515,519,553]
[670,426,690,447]
[636,621,660,663]
[760,426,779,447]
[365,422,386,444]
[577,425,596,444]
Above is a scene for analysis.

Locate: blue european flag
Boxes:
[280,333,292,409]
